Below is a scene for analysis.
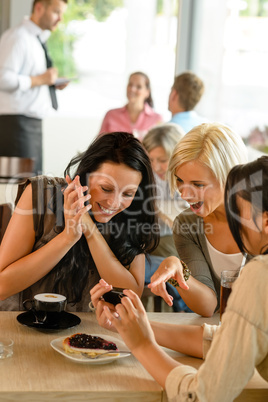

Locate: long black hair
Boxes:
[225,155,268,256]
[52,132,159,302]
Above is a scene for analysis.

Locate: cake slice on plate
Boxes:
[63,333,119,357]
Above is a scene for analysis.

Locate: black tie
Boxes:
[38,37,58,110]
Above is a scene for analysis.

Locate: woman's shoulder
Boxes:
[173,209,204,240]
[228,254,268,328]
[104,106,127,117]
[232,255,268,300]
[242,255,268,277]
[15,175,66,205]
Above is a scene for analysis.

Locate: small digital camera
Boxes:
[102,287,126,306]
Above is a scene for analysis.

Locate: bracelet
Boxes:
[167,260,191,288]
[88,301,96,312]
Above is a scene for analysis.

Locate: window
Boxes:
[49,0,179,123]
[44,0,179,175]
[179,0,268,153]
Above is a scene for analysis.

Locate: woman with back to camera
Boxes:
[91,156,268,402]
[99,72,163,140]
[147,123,250,317]
[0,132,159,311]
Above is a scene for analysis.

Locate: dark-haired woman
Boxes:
[0,132,159,311]
[91,156,268,401]
[98,72,163,140]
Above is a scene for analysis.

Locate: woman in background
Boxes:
[142,123,186,258]
[99,72,163,140]
[142,123,189,311]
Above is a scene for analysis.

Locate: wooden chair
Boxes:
[0,156,35,184]
[0,203,12,243]
[0,157,34,241]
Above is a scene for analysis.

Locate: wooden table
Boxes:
[0,312,267,401]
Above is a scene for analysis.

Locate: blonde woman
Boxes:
[148,122,249,316]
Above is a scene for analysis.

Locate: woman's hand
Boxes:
[62,175,91,243]
[103,289,156,354]
[148,256,189,307]
[90,279,119,332]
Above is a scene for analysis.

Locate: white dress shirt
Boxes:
[0,17,52,118]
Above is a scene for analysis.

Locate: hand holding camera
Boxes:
[102,287,126,306]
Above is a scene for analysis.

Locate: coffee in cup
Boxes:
[23,293,67,325]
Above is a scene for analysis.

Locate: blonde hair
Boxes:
[142,123,185,160]
[168,122,248,195]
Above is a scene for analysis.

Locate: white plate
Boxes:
[50,334,131,365]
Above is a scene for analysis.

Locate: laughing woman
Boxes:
[148,123,249,316]
[0,132,159,311]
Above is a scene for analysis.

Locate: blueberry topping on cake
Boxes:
[63,333,118,356]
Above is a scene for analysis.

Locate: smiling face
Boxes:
[127,74,150,107]
[37,0,67,31]
[88,162,142,223]
[175,160,224,217]
[149,146,169,181]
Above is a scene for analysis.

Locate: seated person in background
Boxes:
[149,123,250,317]
[142,123,190,312]
[91,156,268,401]
[142,122,186,258]
[169,71,209,133]
[0,132,159,311]
[98,72,163,140]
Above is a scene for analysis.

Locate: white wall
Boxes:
[43,117,99,177]
[10,0,32,27]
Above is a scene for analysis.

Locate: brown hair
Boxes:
[32,0,68,12]
[129,72,154,108]
[172,71,204,111]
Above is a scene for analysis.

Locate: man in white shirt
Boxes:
[168,71,209,134]
[0,0,68,173]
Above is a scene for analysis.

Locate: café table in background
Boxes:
[0,311,267,402]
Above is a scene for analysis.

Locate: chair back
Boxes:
[0,203,12,243]
[0,157,35,183]
[141,285,162,312]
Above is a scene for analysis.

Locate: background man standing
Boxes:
[0,0,68,173]
[168,71,209,134]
